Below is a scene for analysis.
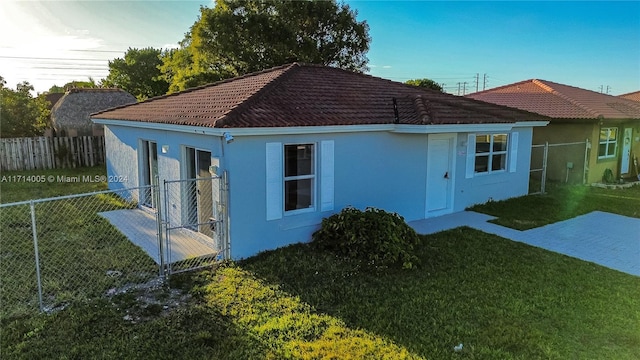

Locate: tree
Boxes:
[103,47,169,100]
[405,78,444,92]
[161,0,370,92]
[0,79,50,138]
[47,79,98,94]
[47,84,66,93]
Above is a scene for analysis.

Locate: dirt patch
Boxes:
[105,277,192,323]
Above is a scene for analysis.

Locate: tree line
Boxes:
[1,0,441,138]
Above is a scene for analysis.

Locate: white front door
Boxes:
[426,133,455,217]
[621,128,632,175]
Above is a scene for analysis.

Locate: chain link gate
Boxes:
[162,171,229,275]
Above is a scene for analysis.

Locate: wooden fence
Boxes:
[0,136,105,171]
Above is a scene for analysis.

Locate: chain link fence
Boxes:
[163,175,229,274]
[0,187,160,319]
[530,140,589,194]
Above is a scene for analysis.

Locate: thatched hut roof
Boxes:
[51,88,136,136]
[44,93,65,110]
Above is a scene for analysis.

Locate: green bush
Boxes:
[312,207,420,269]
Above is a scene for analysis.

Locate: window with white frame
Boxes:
[598,127,618,159]
[284,144,315,212]
[475,134,508,173]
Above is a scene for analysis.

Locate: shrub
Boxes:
[312,207,420,269]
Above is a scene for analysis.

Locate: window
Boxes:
[475,134,508,174]
[266,141,333,221]
[284,144,315,212]
[598,127,618,159]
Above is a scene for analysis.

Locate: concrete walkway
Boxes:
[408,211,640,277]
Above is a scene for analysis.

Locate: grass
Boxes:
[2,169,639,359]
[0,166,157,318]
[3,229,639,359]
[469,182,640,230]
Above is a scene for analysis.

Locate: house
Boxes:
[92,63,548,259]
[467,80,640,184]
[52,88,136,137]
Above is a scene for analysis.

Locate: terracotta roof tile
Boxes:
[619,90,640,102]
[92,63,546,128]
[467,79,640,120]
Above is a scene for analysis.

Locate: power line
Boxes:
[0,55,109,62]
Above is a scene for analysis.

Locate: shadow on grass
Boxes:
[241,227,640,359]
[0,298,269,359]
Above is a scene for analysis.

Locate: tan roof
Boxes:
[619,91,640,102]
[92,63,547,128]
[467,79,640,120]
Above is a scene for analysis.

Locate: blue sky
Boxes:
[1,1,638,95]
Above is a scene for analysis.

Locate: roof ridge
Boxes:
[92,63,297,118]
[532,79,604,118]
[215,63,299,127]
[466,79,537,96]
[412,95,432,124]
[435,92,548,121]
[619,90,640,97]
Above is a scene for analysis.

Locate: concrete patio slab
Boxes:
[99,208,217,265]
[409,211,640,277]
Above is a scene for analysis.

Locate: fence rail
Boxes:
[0,136,105,171]
[0,174,230,319]
[0,186,159,319]
[530,139,589,194]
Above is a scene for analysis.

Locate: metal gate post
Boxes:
[153,178,165,280]
[583,138,591,184]
[541,141,549,194]
[30,200,44,312]
[223,171,231,260]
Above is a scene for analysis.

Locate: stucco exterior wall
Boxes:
[532,120,640,184]
[453,128,533,211]
[103,124,536,259]
[531,123,592,184]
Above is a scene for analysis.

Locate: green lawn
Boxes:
[469,183,640,230]
[1,166,157,319]
[2,172,639,359]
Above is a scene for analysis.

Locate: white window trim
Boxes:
[266,141,334,220]
[283,143,317,216]
[468,133,510,176]
[598,127,618,159]
[473,133,511,176]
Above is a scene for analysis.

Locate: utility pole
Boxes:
[599,85,603,93]
[606,85,611,94]
[457,82,461,96]
[483,74,487,91]
[475,73,479,92]
[462,82,468,95]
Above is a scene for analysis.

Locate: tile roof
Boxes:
[619,90,640,102]
[467,79,640,120]
[92,63,546,128]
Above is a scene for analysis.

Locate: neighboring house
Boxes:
[92,63,548,259]
[468,79,640,184]
[52,88,136,137]
[619,91,640,103]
